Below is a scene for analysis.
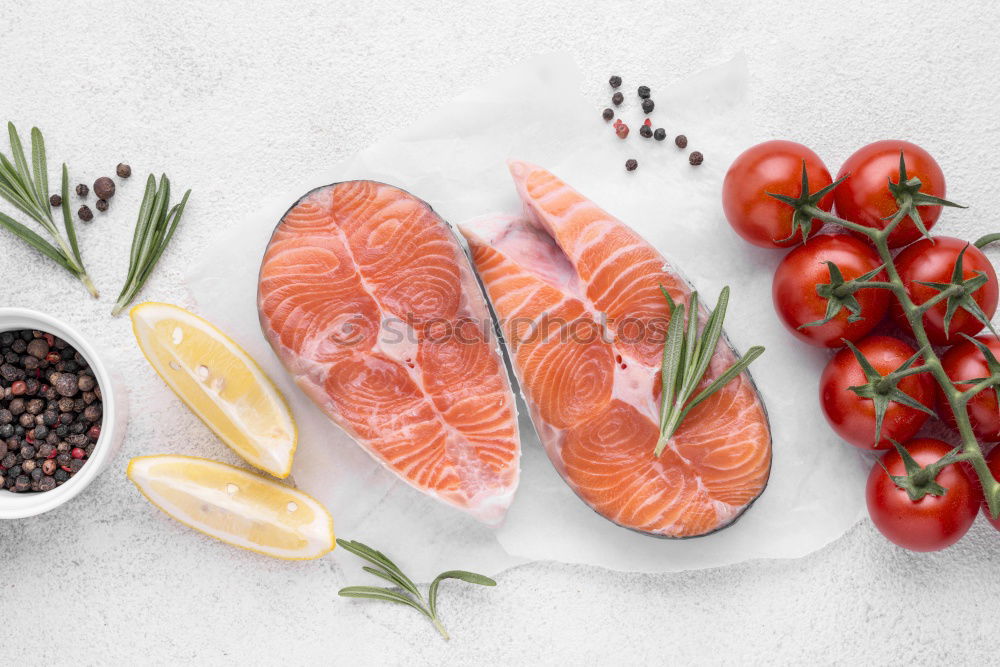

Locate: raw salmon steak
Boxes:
[460,162,771,537]
[258,181,520,523]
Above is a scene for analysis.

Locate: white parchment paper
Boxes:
[186,54,870,579]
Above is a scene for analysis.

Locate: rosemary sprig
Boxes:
[337,538,496,640]
[111,173,190,316]
[655,286,765,457]
[0,123,97,297]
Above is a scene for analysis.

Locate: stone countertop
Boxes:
[2,1,998,663]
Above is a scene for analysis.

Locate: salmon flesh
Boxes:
[258,181,520,523]
[460,162,771,537]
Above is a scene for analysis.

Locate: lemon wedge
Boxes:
[127,455,334,560]
[131,302,297,478]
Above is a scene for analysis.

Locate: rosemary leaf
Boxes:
[113,175,190,316]
[127,174,157,273]
[0,210,71,270]
[338,539,420,597]
[60,164,82,266]
[655,286,763,456]
[688,286,730,391]
[0,176,41,223]
[428,571,497,620]
[0,124,96,296]
[338,587,432,617]
[30,127,49,216]
[681,291,699,390]
[680,345,766,418]
[0,153,46,224]
[7,123,36,207]
[337,538,496,641]
[137,191,189,286]
[659,303,686,430]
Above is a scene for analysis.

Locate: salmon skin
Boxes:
[258,181,520,524]
[460,162,771,538]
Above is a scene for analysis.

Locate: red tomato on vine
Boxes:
[772,234,889,347]
[939,336,1000,442]
[833,140,947,248]
[866,438,980,551]
[722,140,834,248]
[891,236,998,346]
[819,335,935,449]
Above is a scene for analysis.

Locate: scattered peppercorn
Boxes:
[689,151,704,166]
[638,86,651,99]
[609,75,622,88]
[116,163,131,178]
[49,194,62,208]
[625,159,638,172]
[654,128,666,141]
[93,177,115,200]
[614,121,629,139]
[602,108,614,121]
[75,183,89,198]
[96,199,109,212]
[639,125,652,138]
[641,98,654,114]
[0,330,101,493]
[78,205,93,222]
[612,92,624,106]
[675,134,688,149]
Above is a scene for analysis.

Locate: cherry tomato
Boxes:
[983,446,1000,530]
[891,236,998,345]
[819,335,935,449]
[772,234,889,347]
[939,336,1000,442]
[866,438,980,551]
[722,140,833,249]
[833,140,947,248]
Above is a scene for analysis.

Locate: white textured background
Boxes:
[2,1,999,664]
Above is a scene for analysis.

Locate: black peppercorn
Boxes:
[639,125,652,138]
[14,475,30,493]
[641,98,654,114]
[26,338,48,360]
[49,194,62,207]
[93,176,115,200]
[78,205,93,222]
[96,199,109,212]
[54,469,69,483]
[602,108,614,121]
[675,134,688,149]
[38,476,56,491]
[638,85,650,99]
[612,92,624,106]
[116,163,131,178]
[75,183,89,198]
[609,75,622,88]
[689,151,704,166]
[625,159,638,172]
[654,128,666,141]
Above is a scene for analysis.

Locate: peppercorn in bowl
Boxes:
[0,308,127,519]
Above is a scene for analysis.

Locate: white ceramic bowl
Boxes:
[0,308,128,519]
